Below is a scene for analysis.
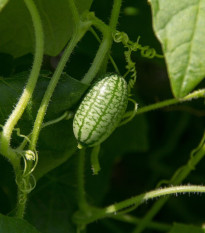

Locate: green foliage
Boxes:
[0,0,204,233]
[150,0,205,97]
[0,213,40,233]
[0,0,93,57]
[0,72,88,123]
[0,0,8,11]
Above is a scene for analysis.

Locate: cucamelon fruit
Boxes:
[73,74,128,148]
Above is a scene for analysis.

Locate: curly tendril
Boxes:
[16,173,36,198]
[22,150,38,176]
[124,48,137,93]
[113,31,163,93]
[113,31,163,59]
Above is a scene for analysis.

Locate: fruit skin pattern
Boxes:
[73,74,128,148]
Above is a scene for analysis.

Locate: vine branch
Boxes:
[132,130,205,233]
[81,0,122,84]
[73,185,205,225]
[123,88,205,118]
[0,0,44,157]
[29,8,91,151]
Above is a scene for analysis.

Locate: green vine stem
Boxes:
[89,27,119,73]
[29,5,91,151]
[0,0,44,157]
[101,0,122,73]
[81,0,122,84]
[123,88,205,118]
[112,214,171,232]
[15,0,91,218]
[91,144,101,175]
[81,18,111,84]
[17,111,73,151]
[73,185,205,225]
[132,130,205,233]
[76,148,89,233]
[105,185,205,214]
[77,149,89,212]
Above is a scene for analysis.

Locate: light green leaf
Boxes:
[0,213,41,233]
[150,0,205,97]
[0,0,93,57]
[168,223,205,233]
[0,0,9,11]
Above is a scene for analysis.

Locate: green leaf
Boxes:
[0,72,88,124]
[0,213,41,233]
[27,155,79,233]
[0,0,9,12]
[34,120,77,180]
[168,223,205,233]
[150,0,205,97]
[0,0,93,57]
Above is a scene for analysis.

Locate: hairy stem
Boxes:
[132,131,205,233]
[101,0,122,72]
[77,149,89,212]
[112,214,171,232]
[81,0,122,84]
[75,185,205,225]
[30,30,84,150]
[0,0,44,156]
[81,25,110,84]
[15,0,89,218]
[90,27,119,73]
[28,0,92,151]
[123,88,205,118]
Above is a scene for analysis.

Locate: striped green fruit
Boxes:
[73,74,128,148]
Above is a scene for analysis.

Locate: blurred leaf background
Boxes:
[0,0,205,232]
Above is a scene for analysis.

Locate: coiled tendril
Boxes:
[113,31,163,93]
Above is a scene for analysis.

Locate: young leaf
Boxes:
[0,213,41,233]
[150,0,205,97]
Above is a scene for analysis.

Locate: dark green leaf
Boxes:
[27,155,79,233]
[0,72,88,124]
[150,0,205,97]
[0,0,93,57]
[0,213,41,233]
[168,223,205,233]
[34,120,77,180]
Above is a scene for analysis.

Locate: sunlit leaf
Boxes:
[0,0,9,12]
[150,0,205,97]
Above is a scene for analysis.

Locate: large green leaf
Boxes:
[168,223,205,233]
[0,0,8,11]
[0,213,41,233]
[0,0,93,57]
[150,0,205,97]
